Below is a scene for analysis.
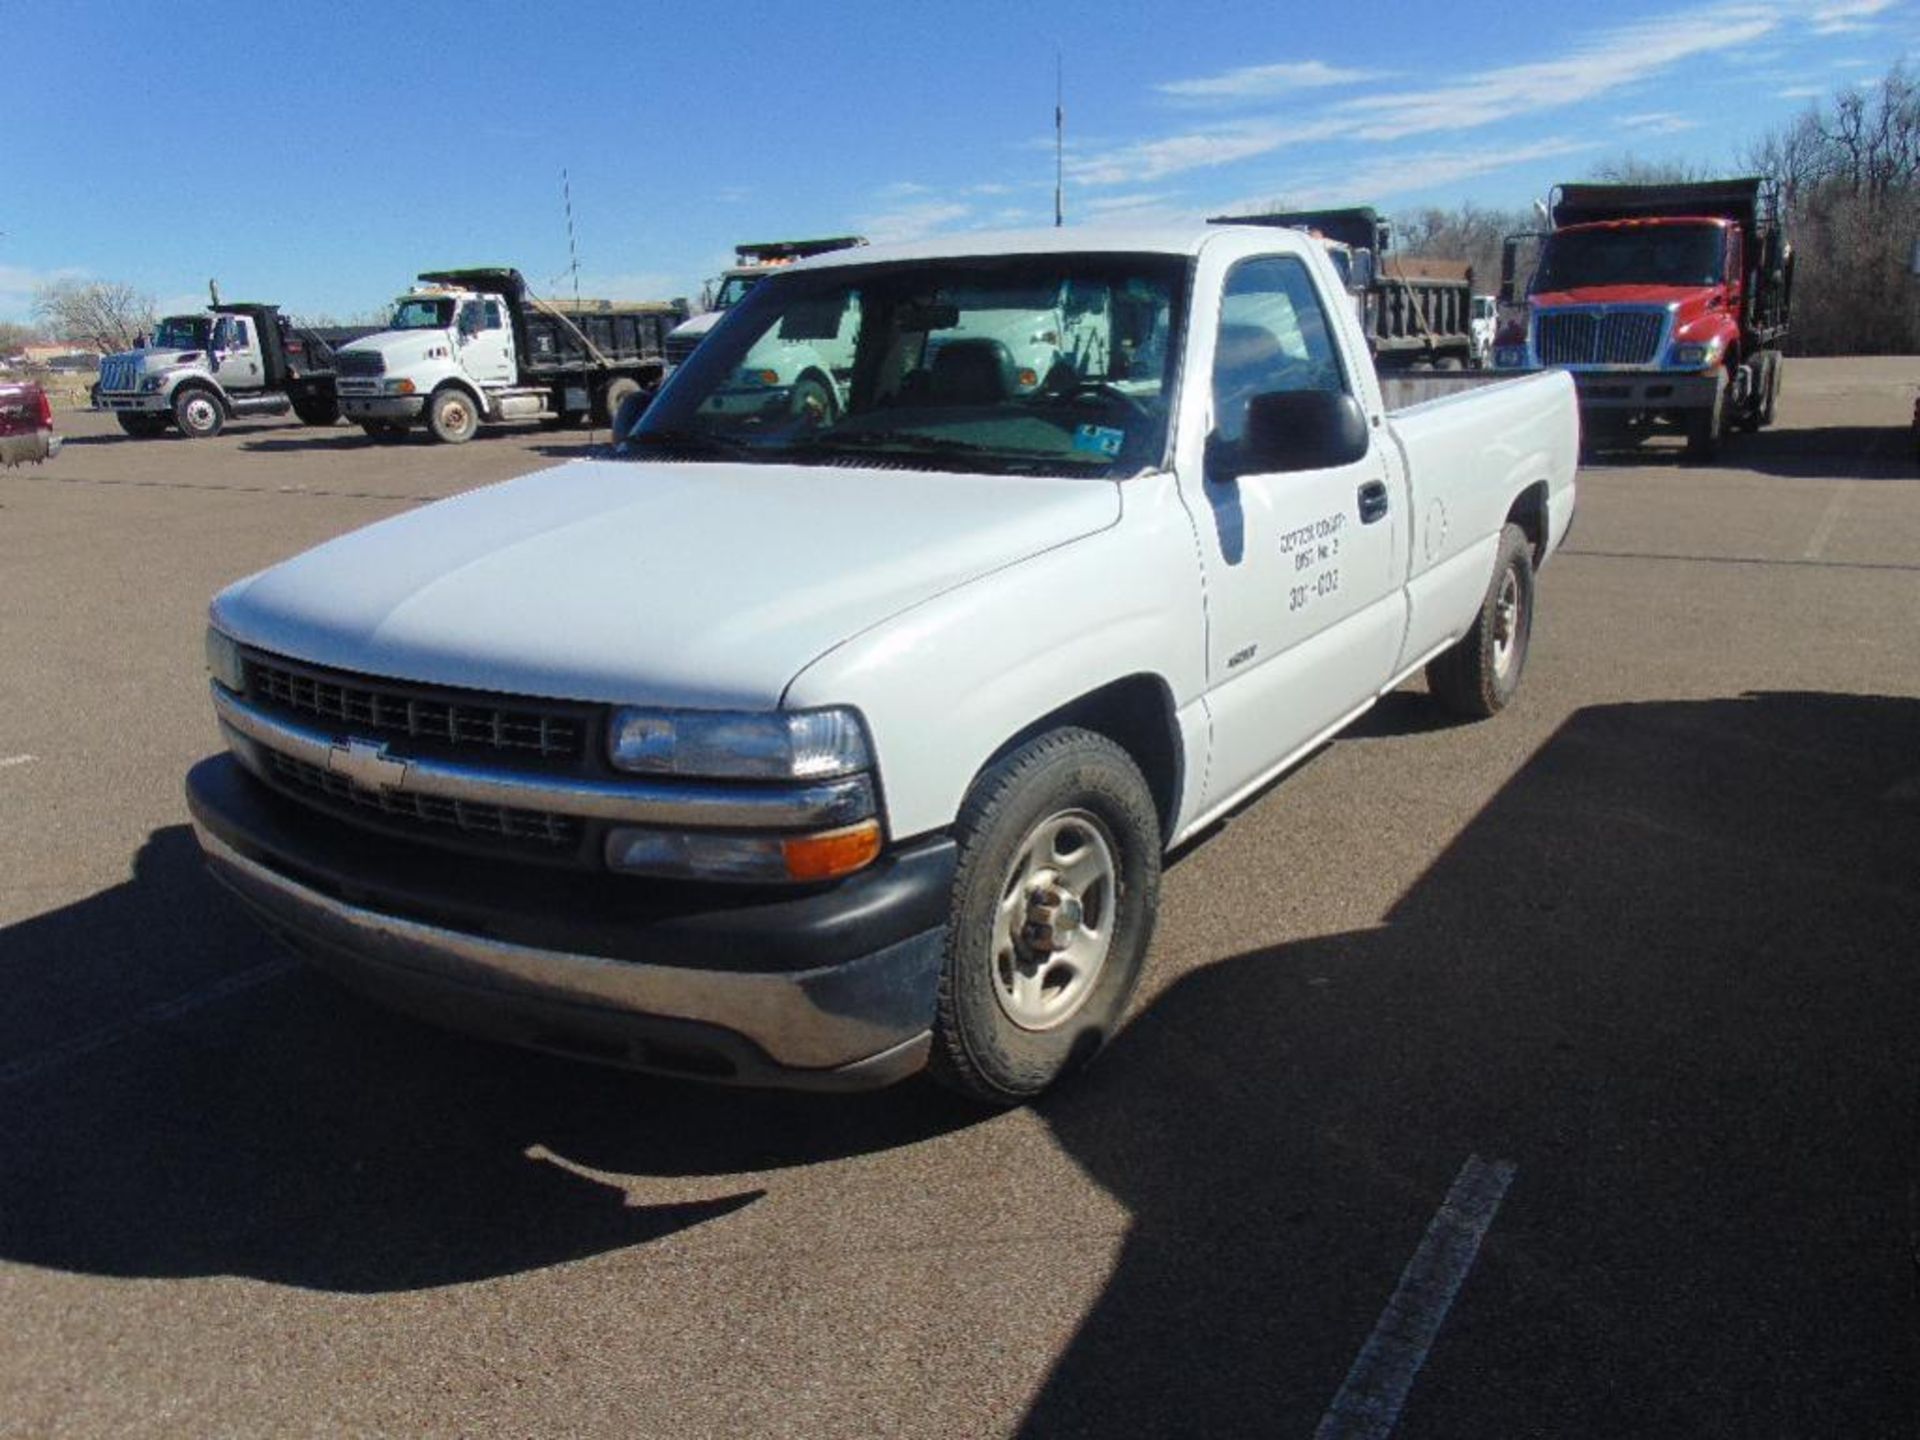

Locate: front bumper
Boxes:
[1569,369,1722,413]
[340,395,427,422]
[93,392,167,413]
[185,754,953,1090]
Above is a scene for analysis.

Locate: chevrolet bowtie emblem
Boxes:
[327,738,409,792]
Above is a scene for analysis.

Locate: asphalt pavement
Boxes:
[2,366,1916,1438]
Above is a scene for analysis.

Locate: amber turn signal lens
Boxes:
[782,820,882,882]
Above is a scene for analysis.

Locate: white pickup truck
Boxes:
[187,224,1578,1103]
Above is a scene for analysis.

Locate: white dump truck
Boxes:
[334,268,685,443]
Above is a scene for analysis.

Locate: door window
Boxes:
[1213,257,1345,444]
[229,319,251,351]
[483,300,504,330]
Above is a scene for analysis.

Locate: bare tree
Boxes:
[32,279,156,354]
[0,320,46,357]
[1745,65,1920,354]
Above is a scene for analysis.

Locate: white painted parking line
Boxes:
[1803,482,1855,560]
[0,753,36,769]
[1314,1154,1518,1440]
[0,957,297,1089]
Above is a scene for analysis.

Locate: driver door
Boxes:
[211,316,260,391]
[1195,254,1405,810]
[457,299,516,388]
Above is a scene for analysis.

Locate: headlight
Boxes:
[383,378,418,395]
[1667,341,1720,369]
[608,706,872,779]
[605,820,882,883]
[1493,345,1528,369]
[141,375,166,392]
[205,625,245,693]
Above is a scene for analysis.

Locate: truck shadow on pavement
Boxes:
[1585,424,1911,480]
[1022,690,1920,1438]
[0,827,982,1294]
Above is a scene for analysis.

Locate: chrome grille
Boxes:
[98,356,139,394]
[664,332,703,368]
[264,750,581,848]
[335,350,385,378]
[245,655,586,761]
[1535,308,1667,366]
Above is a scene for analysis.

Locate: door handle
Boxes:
[1358,480,1390,524]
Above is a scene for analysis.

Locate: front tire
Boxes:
[790,374,836,428]
[929,728,1161,1106]
[172,387,224,439]
[427,387,479,444]
[1426,522,1535,719]
[1684,383,1726,462]
[115,412,167,438]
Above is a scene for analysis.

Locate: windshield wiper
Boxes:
[619,427,753,458]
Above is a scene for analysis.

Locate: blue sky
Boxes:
[1,0,1911,325]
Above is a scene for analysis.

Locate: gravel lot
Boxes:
[3,363,1916,1438]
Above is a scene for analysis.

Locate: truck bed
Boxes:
[520,302,684,377]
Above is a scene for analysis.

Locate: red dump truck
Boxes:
[1494,178,1793,460]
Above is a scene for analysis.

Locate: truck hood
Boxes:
[669,311,721,341]
[211,458,1120,710]
[340,331,450,369]
[1530,284,1707,309]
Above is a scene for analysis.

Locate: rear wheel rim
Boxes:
[989,808,1118,1033]
[1491,568,1523,679]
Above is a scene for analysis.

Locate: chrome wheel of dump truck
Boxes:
[172,388,224,439]
[929,728,1161,1106]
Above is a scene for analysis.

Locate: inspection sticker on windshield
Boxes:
[1073,424,1125,457]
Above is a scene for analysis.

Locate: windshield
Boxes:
[632,254,1188,479]
[388,297,454,330]
[151,317,208,350]
[1534,223,1725,291]
[713,275,762,309]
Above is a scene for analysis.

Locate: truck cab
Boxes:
[1493,178,1792,458]
[336,284,514,440]
[664,237,867,371]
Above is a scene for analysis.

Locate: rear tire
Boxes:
[1426,522,1535,720]
[427,387,479,444]
[928,728,1161,1106]
[291,394,340,427]
[609,389,650,447]
[600,378,641,429]
[172,387,224,439]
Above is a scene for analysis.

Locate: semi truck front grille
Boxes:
[1536,308,1667,366]
[98,357,138,393]
[244,654,588,762]
[335,350,385,378]
[264,750,581,849]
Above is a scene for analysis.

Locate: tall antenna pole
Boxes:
[562,168,592,439]
[1054,51,1065,228]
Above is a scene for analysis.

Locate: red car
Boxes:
[0,378,60,467]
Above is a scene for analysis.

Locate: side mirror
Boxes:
[1217,390,1370,479]
[1349,249,1375,293]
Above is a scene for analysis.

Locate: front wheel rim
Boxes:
[183,397,216,431]
[989,808,1118,1032]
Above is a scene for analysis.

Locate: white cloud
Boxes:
[854,199,974,244]
[1221,137,1596,212]
[1157,60,1382,103]
[1618,111,1705,134]
[1069,118,1345,186]
[1810,0,1895,33]
[1777,84,1827,96]
[0,263,88,325]
[1336,6,1780,141]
